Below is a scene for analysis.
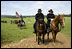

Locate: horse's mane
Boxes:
[54,15,60,21]
[54,14,64,21]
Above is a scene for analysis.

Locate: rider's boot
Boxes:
[33,29,36,34]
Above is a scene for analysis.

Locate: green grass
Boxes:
[60,17,71,37]
[1,17,35,44]
[1,16,71,44]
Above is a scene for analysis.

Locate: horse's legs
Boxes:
[38,36,39,45]
[36,33,37,41]
[54,32,57,42]
[47,32,49,40]
[52,31,56,43]
[38,36,40,45]
[47,27,50,40]
[38,33,41,45]
[43,34,45,43]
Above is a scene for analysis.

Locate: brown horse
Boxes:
[47,14,65,43]
[36,18,46,45]
[11,20,19,24]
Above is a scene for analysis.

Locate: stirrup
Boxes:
[33,30,36,33]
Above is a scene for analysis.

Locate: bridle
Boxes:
[50,16,64,32]
[37,19,46,31]
[57,16,65,31]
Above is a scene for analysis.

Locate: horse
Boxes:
[11,20,19,24]
[17,20,26,28]
[47,14,65,43]
[1,20,7,23]
[36,18,47,45]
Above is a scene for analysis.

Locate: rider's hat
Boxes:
[48,9,53,12]
[38,9,42,12]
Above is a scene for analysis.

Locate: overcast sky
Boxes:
[1,1,71,16]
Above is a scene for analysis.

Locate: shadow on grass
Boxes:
[18,25,27,30]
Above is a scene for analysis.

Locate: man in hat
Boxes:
[47,9,55,27]
[33,9,44,33]
[46,9,55,38]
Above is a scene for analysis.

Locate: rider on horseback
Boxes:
[33,9,44,33]
[47,9,55,33]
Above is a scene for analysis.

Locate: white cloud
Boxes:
[31,1,44,9]
[1,11,15,15]
[1,1,71,15]
[9,3,28,10]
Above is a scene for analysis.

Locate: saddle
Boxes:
[50,19,54,26]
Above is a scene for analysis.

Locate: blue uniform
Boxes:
[47,14,55,27]
[20,15,23,21]
[33,13,44,32]
[35,13,44,21]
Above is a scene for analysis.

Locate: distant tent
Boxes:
[16,12,20,18]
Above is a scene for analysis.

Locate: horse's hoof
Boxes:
[38,43,40,45]
[53,42,56,45]
[38,45,40,46]
[38,41,40,45]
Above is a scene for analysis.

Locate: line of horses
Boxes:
[11,20,19,24]
[35,15,65,45]
[1,20,7,23]
[11,20,26,28]
[1,19,26,28]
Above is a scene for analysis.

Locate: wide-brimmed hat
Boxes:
[38,9,42,12]
[48,9,53,12]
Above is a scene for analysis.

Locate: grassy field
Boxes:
[1,16,71,44]
[60,17,71,37]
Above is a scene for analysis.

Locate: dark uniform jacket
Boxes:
[35,13,44,22]
[47,14,55,22]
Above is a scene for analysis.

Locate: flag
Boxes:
[16,12,20,18]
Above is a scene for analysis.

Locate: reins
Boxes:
[50,16,62,32]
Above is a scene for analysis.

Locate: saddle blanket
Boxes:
[50,19,54,26]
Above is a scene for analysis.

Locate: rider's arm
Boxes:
[47,14,51,20]
[35,14,38,21]
[42,14,44,20]
[53,14,55,18]
[47,14,49,20]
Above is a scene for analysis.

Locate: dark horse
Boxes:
[47,14,65,43]
[17,20,26,27]
[1,20,7,23]
[35,18,46,45]
[11,20,19,24]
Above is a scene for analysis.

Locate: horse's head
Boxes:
[37,18,45,33]
[57,14,65,28]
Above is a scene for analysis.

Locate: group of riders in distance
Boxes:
[33,9,65,45]
[11,14,26,27]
